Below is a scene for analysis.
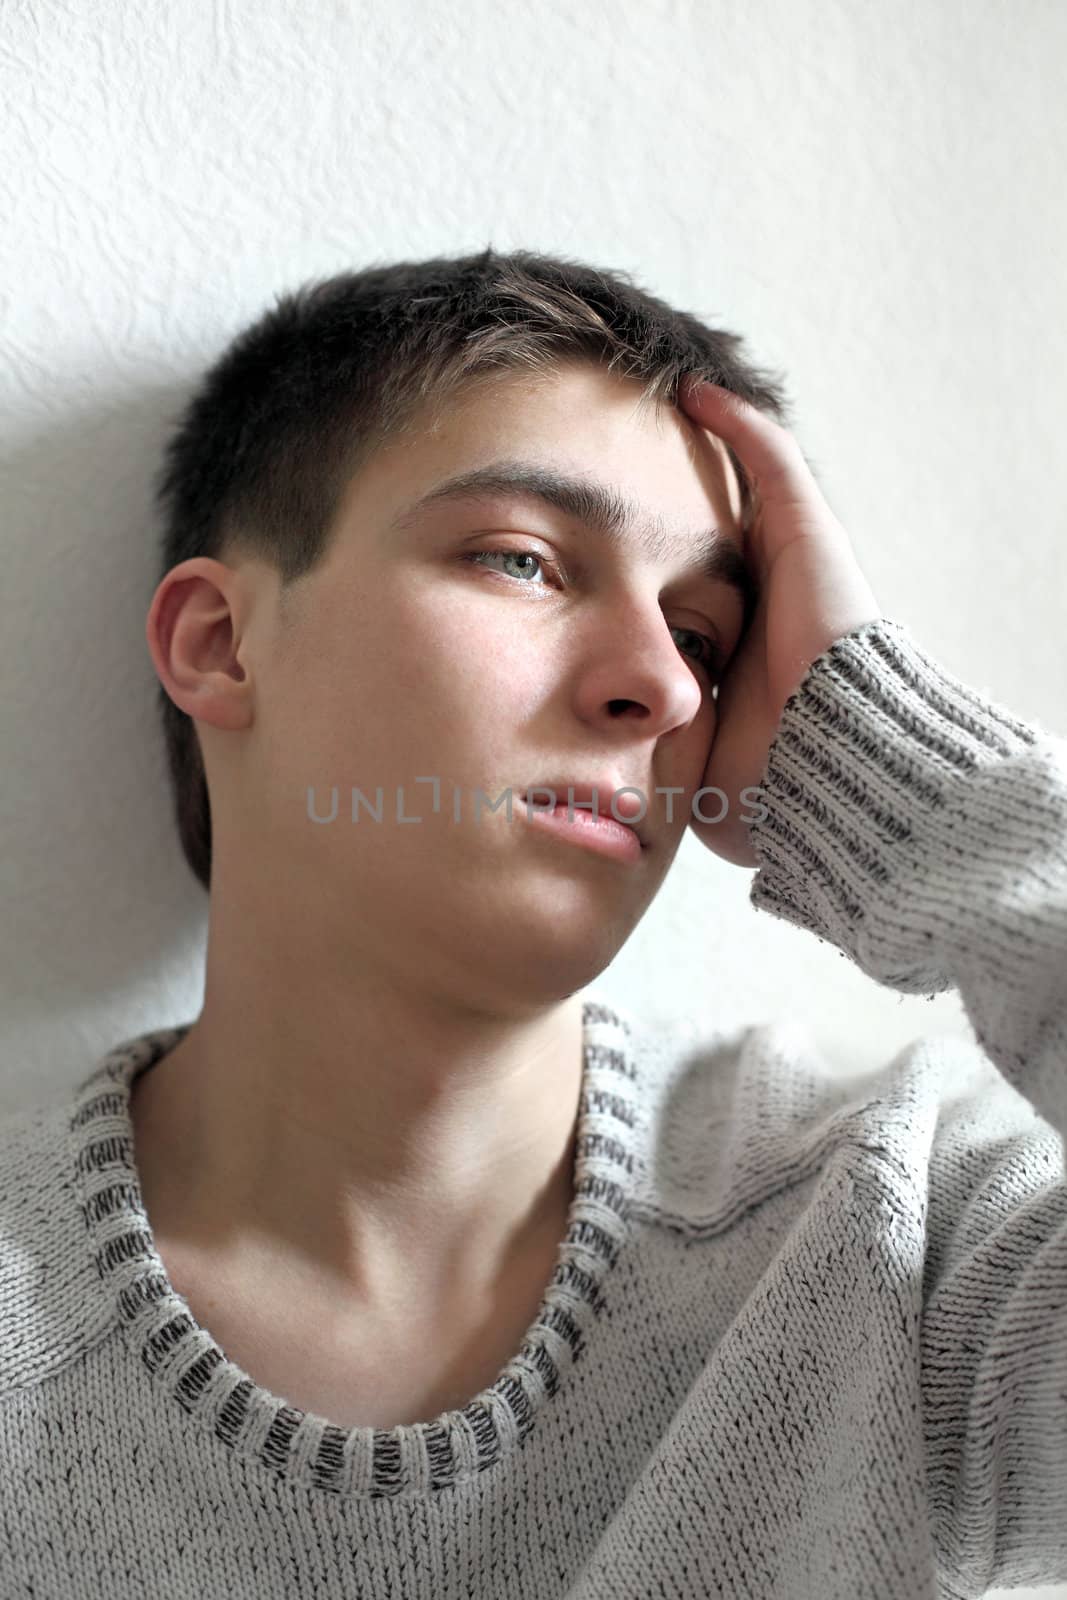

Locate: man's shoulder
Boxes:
[0,1087,118,1397]
[612,1002,843,1227]
[618,999,1055,1231]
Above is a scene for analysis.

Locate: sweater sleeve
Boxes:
[747,615,1067,1133]
[746,614,1067,1594]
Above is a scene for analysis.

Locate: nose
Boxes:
[572,594,709,736]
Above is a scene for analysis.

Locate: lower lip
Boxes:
[519,799,644,864]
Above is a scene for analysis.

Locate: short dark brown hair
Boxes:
[152,246,792,891]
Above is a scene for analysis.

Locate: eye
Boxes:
[670,625,725,682]
[462,548,557,586]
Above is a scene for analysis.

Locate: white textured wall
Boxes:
[3,4,1065,1592]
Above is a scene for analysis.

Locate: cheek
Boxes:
[677,699,719,785]
[313,593,534,770]
[391,585,550,707]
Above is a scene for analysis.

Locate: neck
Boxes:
[129,953,587,1321]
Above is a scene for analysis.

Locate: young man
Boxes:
[2,248,1065,1599]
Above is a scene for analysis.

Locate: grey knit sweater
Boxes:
[2,616,1066,1600]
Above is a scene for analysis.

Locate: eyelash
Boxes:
[460,547,725,682]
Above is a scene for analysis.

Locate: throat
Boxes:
[150,1209,569,1431]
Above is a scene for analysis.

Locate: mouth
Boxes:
[518,782,650,852]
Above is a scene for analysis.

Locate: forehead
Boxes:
[322,365,750,615]
[369,362,746,533]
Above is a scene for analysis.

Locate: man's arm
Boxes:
[678,375,1066,1121]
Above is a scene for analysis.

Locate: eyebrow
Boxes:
[387,459,757,615]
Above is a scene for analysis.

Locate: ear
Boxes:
[145,558,252,733]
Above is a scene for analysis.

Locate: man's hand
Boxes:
[679,379,883,869]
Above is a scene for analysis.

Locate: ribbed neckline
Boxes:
[68,999,645,1500]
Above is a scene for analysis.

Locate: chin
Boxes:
[481,912,637,999]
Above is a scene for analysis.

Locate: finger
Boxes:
[678,379,808,497]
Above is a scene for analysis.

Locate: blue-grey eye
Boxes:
[466,550,550,584]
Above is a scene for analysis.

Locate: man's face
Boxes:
[223,361,748,1001]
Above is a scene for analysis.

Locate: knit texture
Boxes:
[2,615,1066,1599]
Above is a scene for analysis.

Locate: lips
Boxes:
[519,780,649,847]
